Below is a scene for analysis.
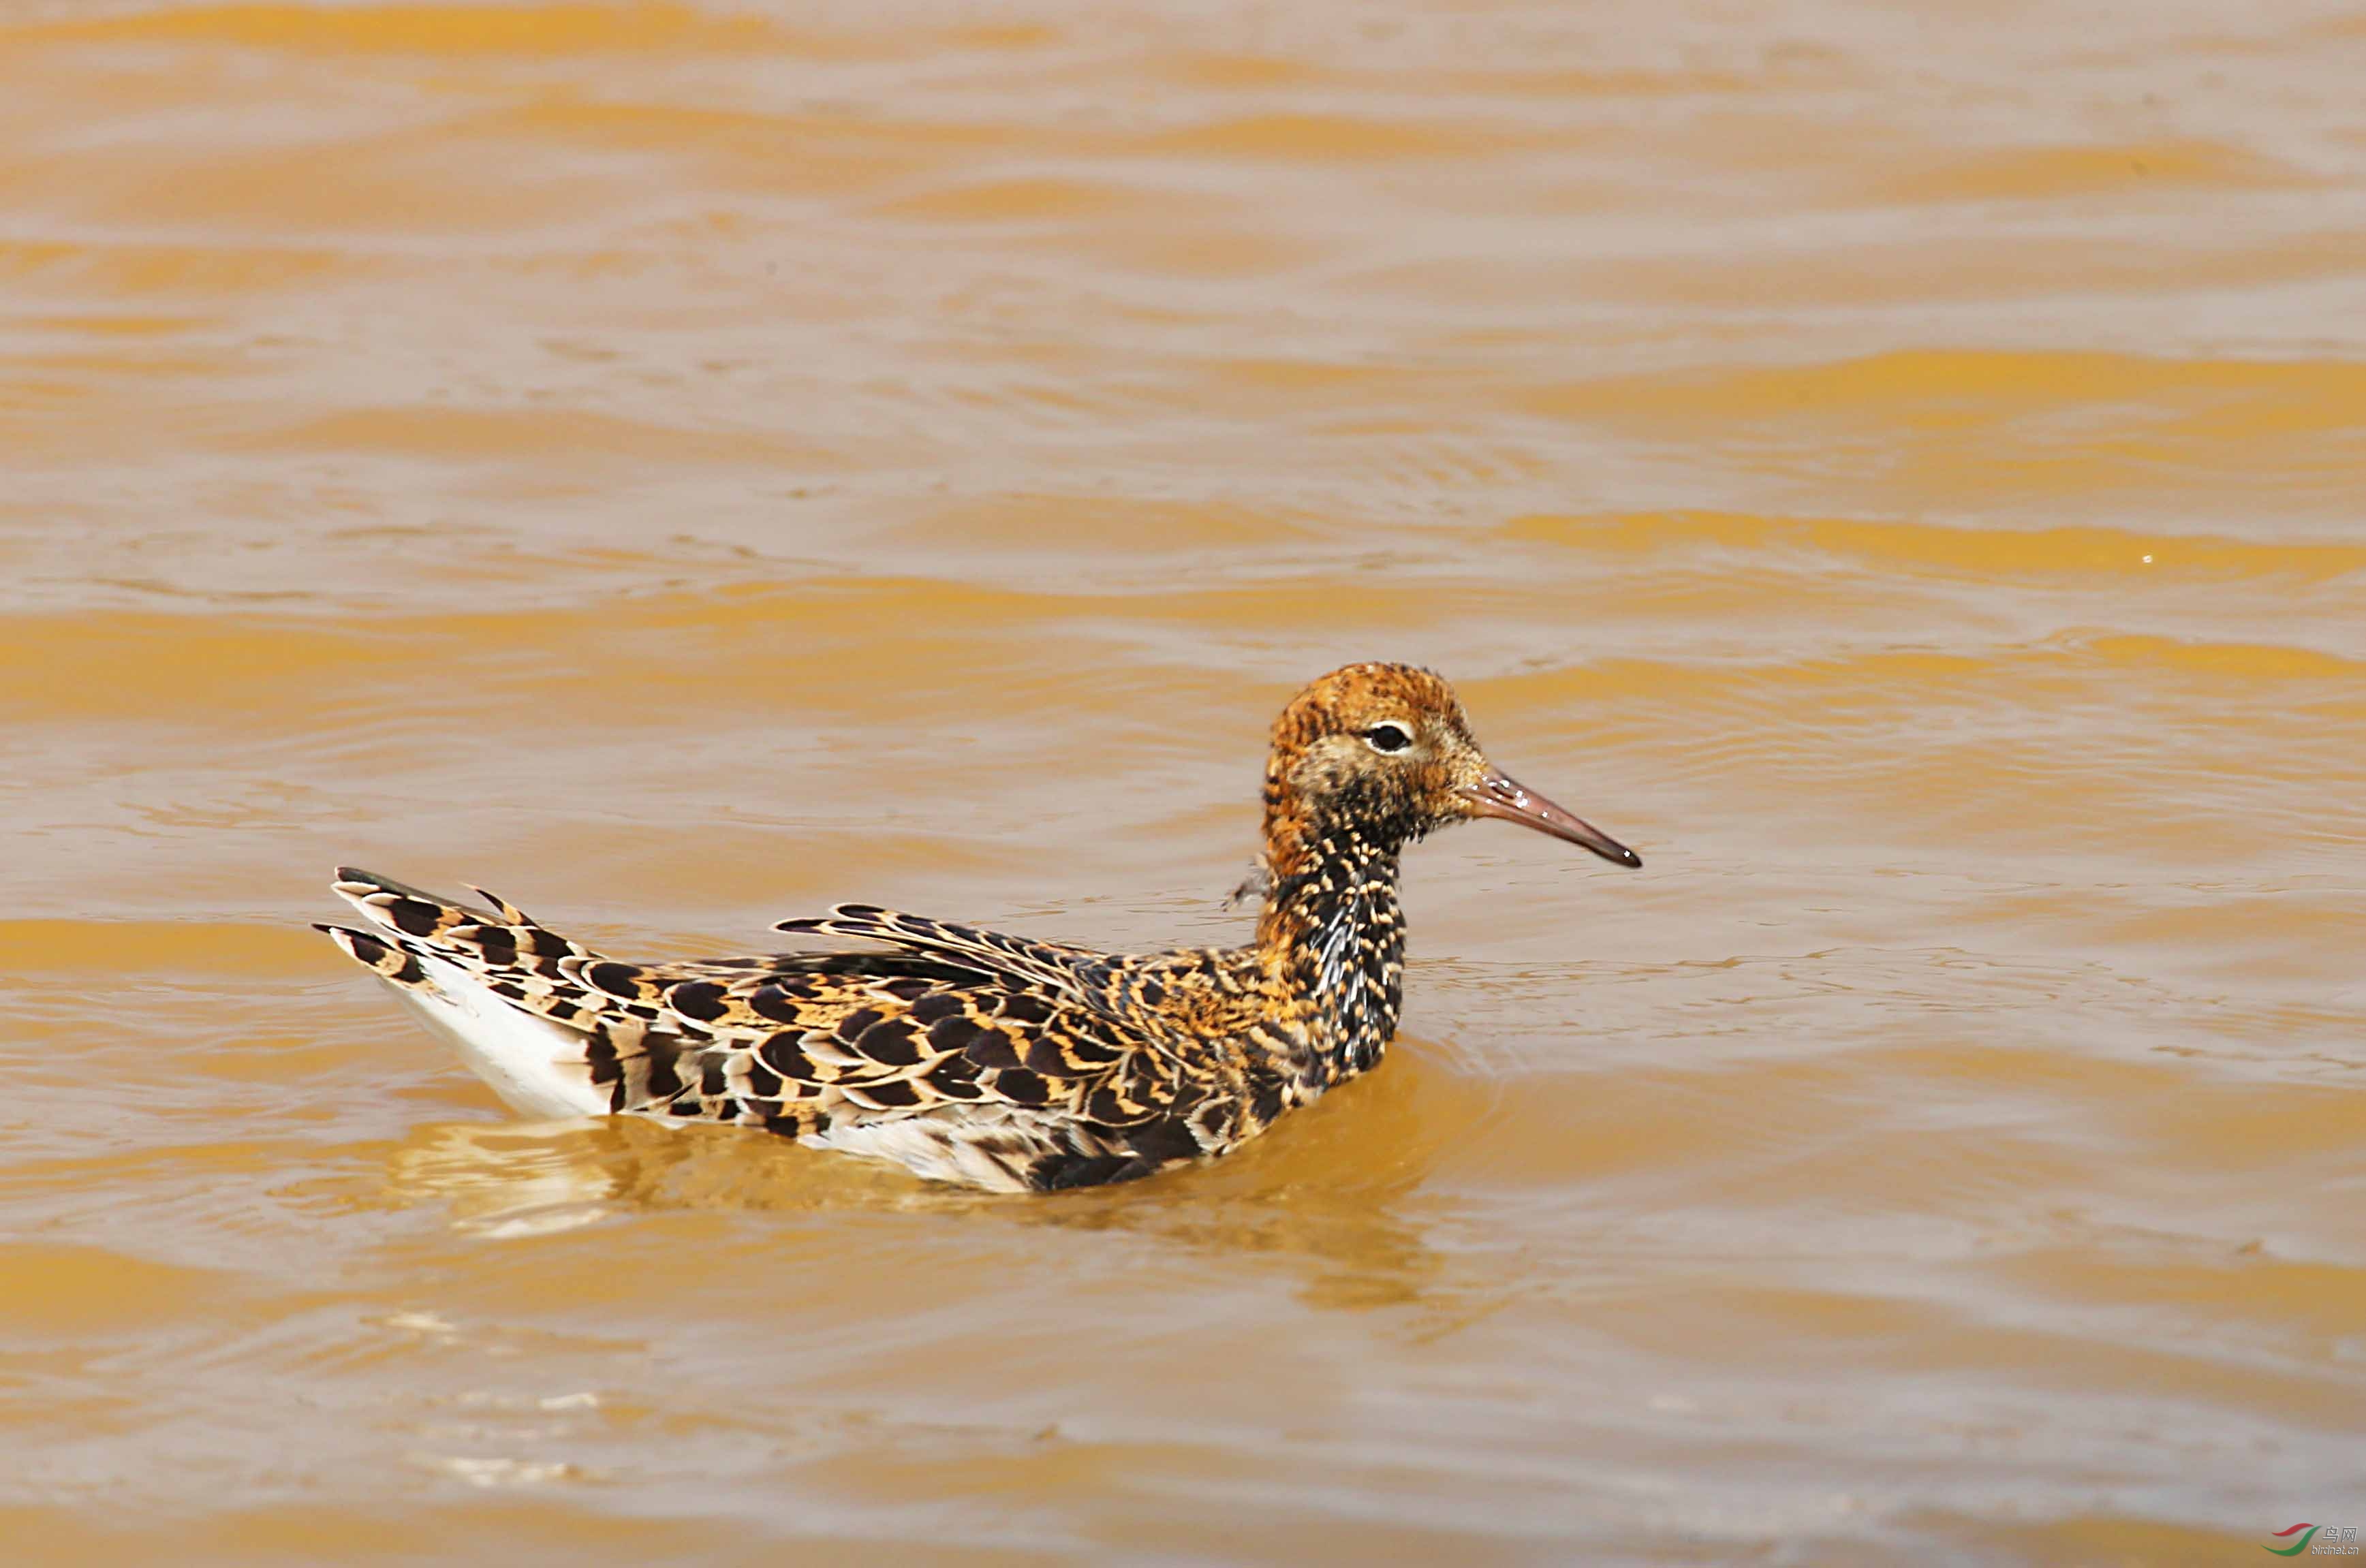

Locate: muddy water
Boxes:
[3,1,2363,1562]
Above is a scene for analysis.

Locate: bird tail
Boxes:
[317,867,621,1118]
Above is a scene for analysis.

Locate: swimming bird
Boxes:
[320,662,1639,1192]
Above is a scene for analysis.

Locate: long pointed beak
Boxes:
[1457,768,1641,868]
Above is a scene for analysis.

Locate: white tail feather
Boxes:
[384,952,607,1120]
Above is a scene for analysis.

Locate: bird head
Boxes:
[1263,662,1640,867]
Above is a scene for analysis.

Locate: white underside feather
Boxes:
[381,952,608,1120]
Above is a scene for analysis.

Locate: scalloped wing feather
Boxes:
[773,904,1114,997]
[322,871,1237,1190]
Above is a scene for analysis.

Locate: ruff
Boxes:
[320,663,1639,1192]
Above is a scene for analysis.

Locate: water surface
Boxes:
[3,1,2363,1562]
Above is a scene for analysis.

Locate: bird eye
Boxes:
[1363,721,1414,754]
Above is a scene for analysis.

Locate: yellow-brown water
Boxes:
[3,1,2361,1561]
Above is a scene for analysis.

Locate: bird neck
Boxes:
[1254,790,1409,1081]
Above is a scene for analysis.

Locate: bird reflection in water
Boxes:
[380,1037,1510,1321]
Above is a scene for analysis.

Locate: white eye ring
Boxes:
[1363,721,1414,754]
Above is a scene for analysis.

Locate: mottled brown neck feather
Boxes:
[1251,770,1412,1081]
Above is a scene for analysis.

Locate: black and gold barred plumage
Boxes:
[320,663,1640,1192]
